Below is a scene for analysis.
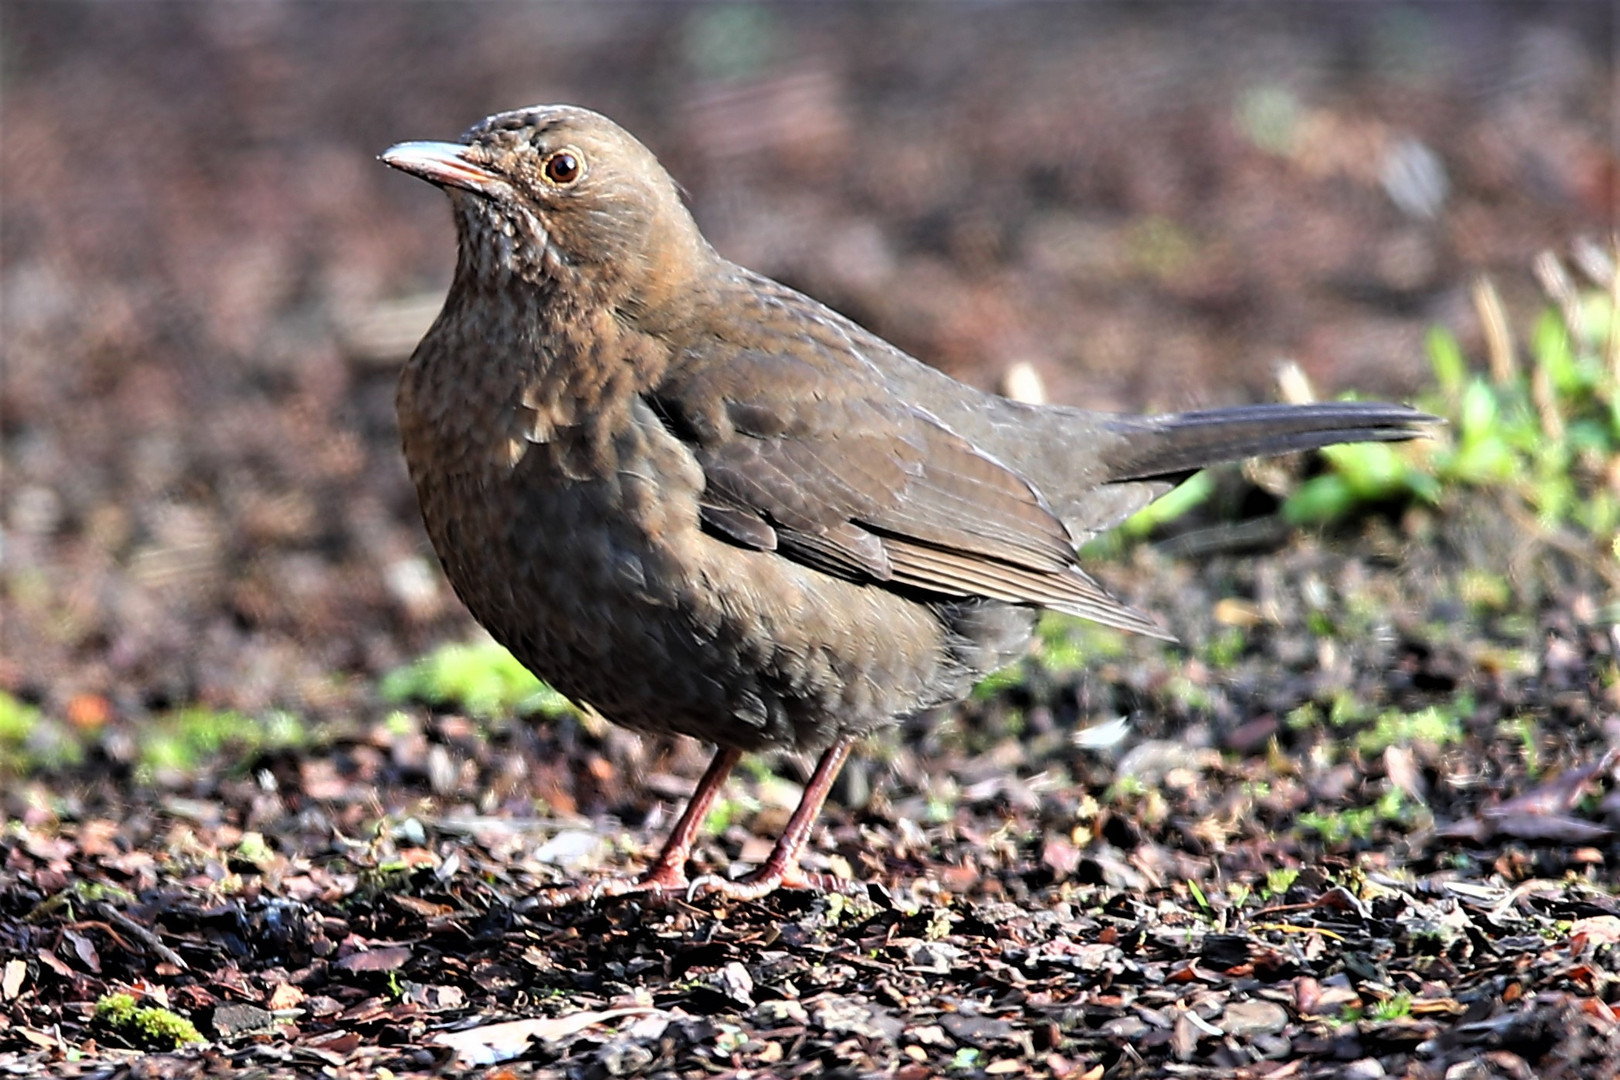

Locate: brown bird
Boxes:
[382,105,1433,904]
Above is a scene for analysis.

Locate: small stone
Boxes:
[1101,1015,1148,1039]
[1220,999,1288,1038]
[210,1003,275,1040]
[597,1039,655,1077]
[710,961,754,1007]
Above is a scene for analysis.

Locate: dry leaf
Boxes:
[432,1008,660,1067]
[2,959,28,1000]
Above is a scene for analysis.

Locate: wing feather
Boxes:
[647,331,1161,636]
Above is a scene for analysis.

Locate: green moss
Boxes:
[1502,716,1541,777]
[1459,568,1512,614]
[703,791,760,837]
[382,640,574,720]
[95,992,204,1049]
[32,879,135,921]
[1105,774,1148,803]
[1328,693,1373,729]
[0,692,85,773]
[1286,703,1323,732]
[923,795,955,825]
[1264,867,1299,898]
[1165,674,1212,712]
[138,1007,204,1047]
[1236,83,1303,156]
[95,992,137,1025]
[233,831,275,870]
[1299,807,1373,847]
[970,614,1130,701]
[0,693,39,747]
[1305,610,1336,639]
[970,664,1026,702]
[1353,705,1462,755]
[1299,787,1422,849]
[133,707,307,784]
[1204,625,1247,669]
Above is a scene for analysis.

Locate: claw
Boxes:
[686,865,849,902]
[527,736,861,910]
[528,865,693,910]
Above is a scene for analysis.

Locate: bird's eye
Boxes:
[542,148,584,186]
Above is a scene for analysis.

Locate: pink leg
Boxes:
[632,745,743,889]
[688,735,859,901]
[530,745,742,908]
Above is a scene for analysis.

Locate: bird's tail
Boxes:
[1100,401,1437,484]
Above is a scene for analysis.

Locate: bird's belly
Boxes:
[411,446,972,753]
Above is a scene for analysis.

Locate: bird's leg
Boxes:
[688,735,859,901]
[528,745,742,908]
[631,745,743,890]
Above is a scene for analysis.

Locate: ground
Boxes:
[1,4,1617,1078]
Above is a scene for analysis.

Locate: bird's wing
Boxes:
[645,336,1168,639]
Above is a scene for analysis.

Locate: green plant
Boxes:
[1368,993,1414,1022]
[1082,470,1217,554]
[94,992,204,1049]
[134,707,306,784]
[1264,867,1299,898]
[1299,787,1421,848]
[1204,625,1247,669]
[0,693,40,749]
[1353,704,1464,755]
[973,613,1130,701]
[382,639,574,720]
[970,665,1025,701]
[1285,416,1441,527]
[1288,269,1619,546]
[0,692,85,772]
[1069,254,1619,570]
[1037,612,1130,669]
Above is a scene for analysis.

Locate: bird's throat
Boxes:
[401,268,670,485]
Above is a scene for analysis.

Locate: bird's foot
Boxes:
[685,863,860,903]
[525,863,692,910]
[525,864,862,909]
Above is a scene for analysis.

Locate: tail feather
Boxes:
[1101,402,1437,484]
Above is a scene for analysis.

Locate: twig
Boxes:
[90,901,189,972]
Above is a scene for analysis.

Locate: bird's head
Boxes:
[382,105,711,322]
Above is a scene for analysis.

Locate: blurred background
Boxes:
[2,2,1613,727]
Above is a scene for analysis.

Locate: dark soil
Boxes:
[2,5,1616,1078]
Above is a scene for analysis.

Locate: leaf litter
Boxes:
[1,515,1617,1078]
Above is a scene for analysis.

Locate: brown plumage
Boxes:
[382,104,1434,903]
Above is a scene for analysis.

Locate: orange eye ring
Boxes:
[542,148,584,186]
